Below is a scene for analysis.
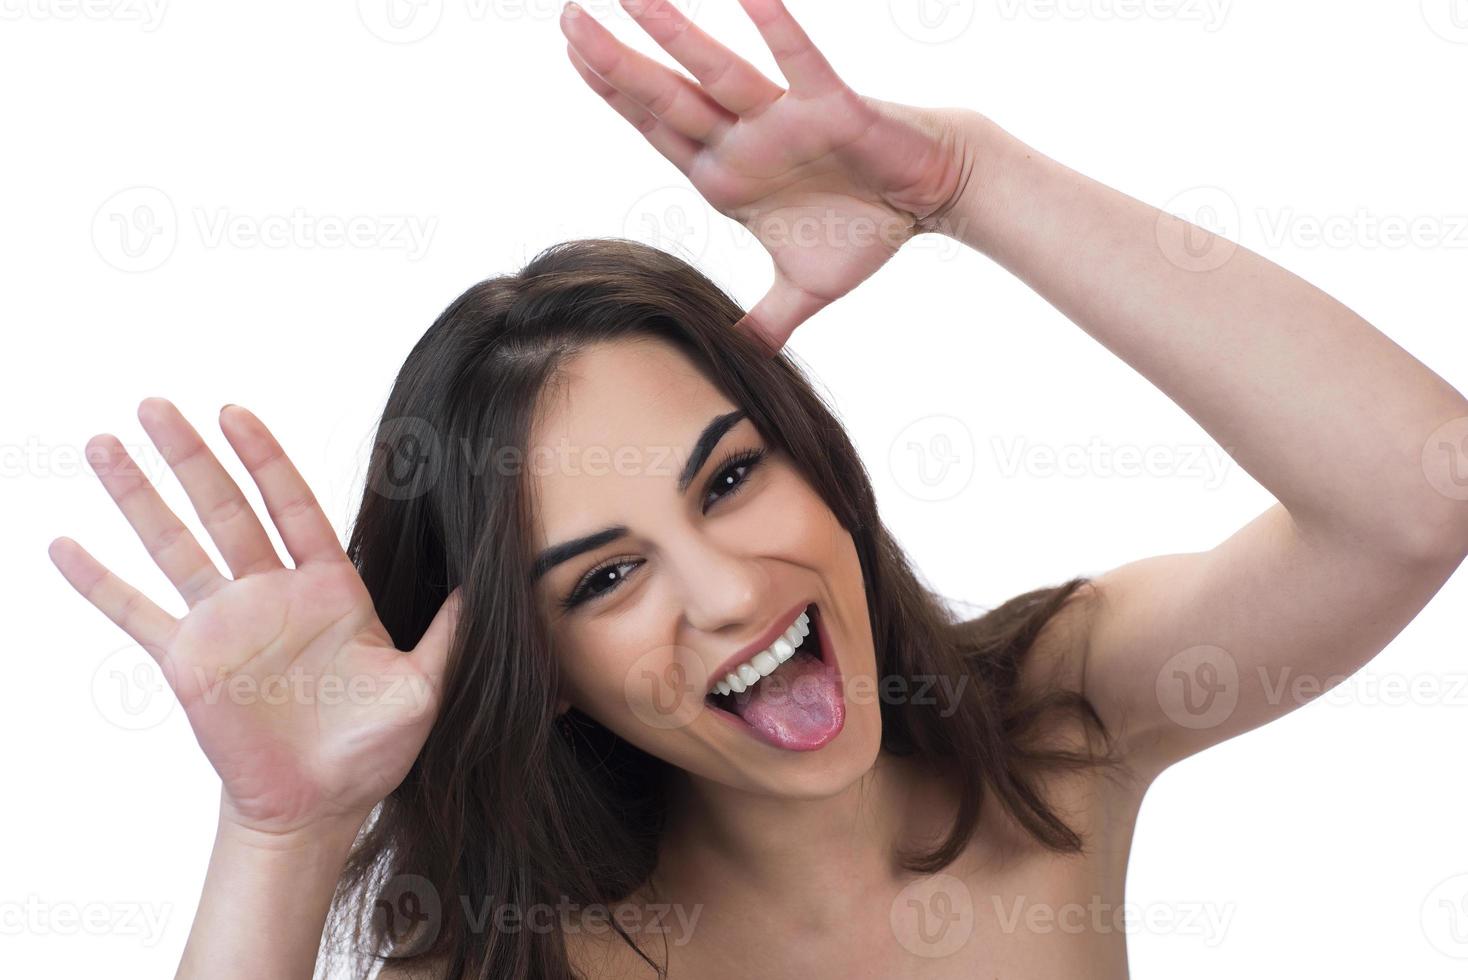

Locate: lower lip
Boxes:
[703,602,845,751]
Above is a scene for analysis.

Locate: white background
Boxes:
[4,0,1468,977]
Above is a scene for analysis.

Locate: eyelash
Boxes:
[558,447,768,611]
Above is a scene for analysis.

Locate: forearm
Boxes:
[175,804,365,980]
[933,111,1468,559]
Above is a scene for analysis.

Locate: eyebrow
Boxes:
[531,409,748,582]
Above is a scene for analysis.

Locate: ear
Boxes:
[556,697,571,715]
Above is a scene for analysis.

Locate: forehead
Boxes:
[529,337,736,532]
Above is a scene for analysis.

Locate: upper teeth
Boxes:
[712,608,812,697]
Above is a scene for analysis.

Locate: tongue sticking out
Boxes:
[724,648,844,751]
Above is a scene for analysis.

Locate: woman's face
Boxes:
[528,336,882,799]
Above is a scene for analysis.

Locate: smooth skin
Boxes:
[49,0,1468,977]
[48,403,463,978]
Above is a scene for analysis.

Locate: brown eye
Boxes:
[703,448,766,512]
[562,556,642,611]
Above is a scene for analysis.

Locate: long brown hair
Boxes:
[320,238,1110,979]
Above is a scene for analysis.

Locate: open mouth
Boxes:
[702,602,845,751]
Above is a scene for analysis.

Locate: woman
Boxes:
[48,0,1468,977]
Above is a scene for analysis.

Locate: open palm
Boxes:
[49,399,461,838]
[561,0,969,351]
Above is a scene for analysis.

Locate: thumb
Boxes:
[409,585,464,689]
[736,275,826,354]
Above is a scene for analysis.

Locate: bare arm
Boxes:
[176,804,366,979]
[930,111,1468,776]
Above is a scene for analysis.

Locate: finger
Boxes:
[566,43,702,175]
[559,2,734,143]
[48,536,178,662]
[137,398,286,579]
[614,0,786,116]
[735,0,845,97]
[216,404,350,568]
[409,585,463,693]
[738,273,827,353]
[86,432,231,607]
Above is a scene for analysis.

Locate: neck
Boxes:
[646,749,932,935]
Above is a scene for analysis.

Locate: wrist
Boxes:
[916,109,1022,253]
[216,804,369,857]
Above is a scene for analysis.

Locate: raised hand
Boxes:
[49,399,461,839]
[561,0,972,352]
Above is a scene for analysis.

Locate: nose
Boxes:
[668,532,768,637]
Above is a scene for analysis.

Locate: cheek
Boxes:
[563,642,709,740]
[740,467,848,564]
